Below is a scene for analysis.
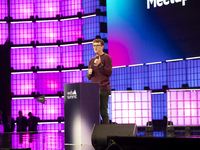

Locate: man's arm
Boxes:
[87,59,93,80]
[98,55,112,77]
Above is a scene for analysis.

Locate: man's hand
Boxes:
[88,67,92,75]
[94,56,101,66]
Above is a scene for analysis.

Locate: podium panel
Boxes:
[64,83,99,145]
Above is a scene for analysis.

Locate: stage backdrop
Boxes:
[107,0,200,66]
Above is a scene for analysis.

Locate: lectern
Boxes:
[64,83,100,145]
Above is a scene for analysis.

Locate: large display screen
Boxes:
[107,0,200,66]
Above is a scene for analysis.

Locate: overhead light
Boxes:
[60,17,79,21]
[166,58,183,62]
[146,61,162,65]
[82,14,96,18]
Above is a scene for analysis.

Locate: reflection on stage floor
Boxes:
[0,127,200,150]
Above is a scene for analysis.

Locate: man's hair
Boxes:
[93,39,104,46]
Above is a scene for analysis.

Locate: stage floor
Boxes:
[0,129,200,150]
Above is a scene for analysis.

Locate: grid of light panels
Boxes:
[11,97,64,120]
[11,48,35,70]
[111,91,152,126]
[0,1,8,19]
[60,0,83,16]
[0,22,8,45]
[187,59,200,87]
[10,0,34,19]
[147,63,167,90]
[167,89,200,126]
[10,22,34,45]
[167,60,187,88]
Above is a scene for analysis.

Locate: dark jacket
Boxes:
[27,116,38,131]
[16,116,27,132]
[4,117,15,132]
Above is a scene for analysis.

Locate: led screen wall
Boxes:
[167,90,200,126]
[107,0,200,66]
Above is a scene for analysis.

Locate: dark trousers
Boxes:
[100,90,110,124]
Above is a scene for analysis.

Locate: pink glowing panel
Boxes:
[36,72,61,94]
[62,70,83,89]
[0,1,8,19]
[36,46,61,69]
[36,97,64,120]
[111,91,152,126]
[61,45,83,68]
[11,73,35,95]
[11,48,35,70]
[10,22,34,45]
[35,0,60,18]
[36,21,60,44]
[167,90,200,126]
[61,19,83,42]
[11,98,36,120]
[10,0,34,19]
[0,23,8,45]
[61,0,83,16]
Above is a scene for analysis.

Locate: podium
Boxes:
[64,83,100,145]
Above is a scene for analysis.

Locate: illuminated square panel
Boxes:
[36,46,61,69]
[187,59,200,87]
[111,91,152,126]
[62,70,83,90]
[167,61,186,88]
[11,73,36,95]
[110,67,128,91]
[82,43,95,67]
[35,0,60,18]
[36,72,61,94]
[36,21,60,44]
[61,19,82,42]
[0,23,8,45]
[129,65,146,90]
[11,98,36,120]
[148,63,167,90]
[36,97,64,120]
[82,0,97,14]
[82,16,99,40]
[10,0,34,19]
[11,48,35,70]
[0,1,8,19]
[61,45,83,68]
[167,90,200,126]
[10,22,34,45]
[60,0,83,16]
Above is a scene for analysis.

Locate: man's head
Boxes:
[19,110,22,117]
[28,112,33,117]
[93,39,105,56]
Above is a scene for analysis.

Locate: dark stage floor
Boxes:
[0,128,200,150]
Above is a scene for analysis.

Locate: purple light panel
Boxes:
[61,0,83,16]
[11,98,36,120]
[11,73,35,95]
[36,21,60,44]
[35,0,60,18]
[11,97,64,121]
[62,70,83,89]
[36,72,61,94]
[111,91,152,126]
[36,46,61,69]
[10,0,34,19]
[0,23,8,45]
[10,22,34,45]
[0,1,8,19]
[37,97,64,120]
[12,132,65,150]
[11,48,35,70]
[167,90,200,126]
[61,19,83,42]
[61,45,83,68]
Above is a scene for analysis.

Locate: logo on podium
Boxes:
[67,89,77,99]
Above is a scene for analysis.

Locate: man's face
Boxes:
[19,111,22,116]
[93,42,104,55]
